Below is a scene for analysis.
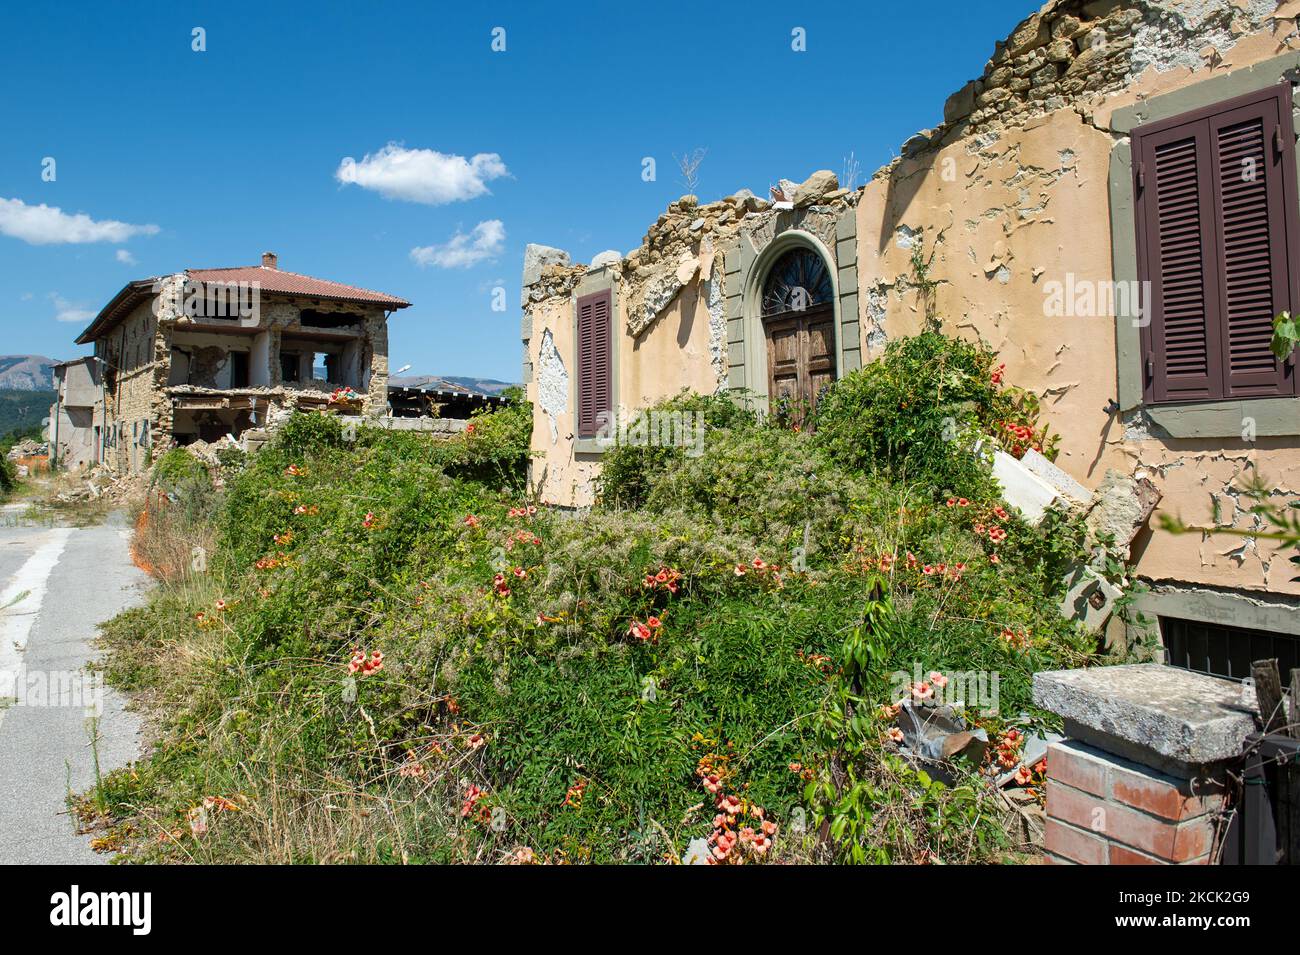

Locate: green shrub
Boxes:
[813,331,1055,497]
[597,390,758,508]
[90,341,1097,865]
[150,447,211,492]
[431,391,533,490]
[0,450,16,495]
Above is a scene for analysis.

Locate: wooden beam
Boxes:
[1253,659,1287,735]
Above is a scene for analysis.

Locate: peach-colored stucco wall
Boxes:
[524,7,1300,597]
[853,24,1300,596]
[525,267,721,508]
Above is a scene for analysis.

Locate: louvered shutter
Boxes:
[1134,83,1299,403]
[1208,90,1297,397]
[1135,119,1222,402]
[576,289,612,437]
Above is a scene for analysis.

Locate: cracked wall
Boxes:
[519,0,1300,593]
[521,255,724,507]
[856,0,1300,596]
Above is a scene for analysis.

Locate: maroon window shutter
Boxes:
[1135,118,1221,403]
[1208,87,1298,398]
[1134,83,1300,403]
[576,289,612,437]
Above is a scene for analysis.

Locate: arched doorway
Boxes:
[760,246,837,425]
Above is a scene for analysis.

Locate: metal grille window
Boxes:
[1132,83,1300,403]
[1161,615,1299,688]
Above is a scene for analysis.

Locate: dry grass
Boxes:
[129,490,218,583]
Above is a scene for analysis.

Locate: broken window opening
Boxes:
[230,351,250,388]
[299,308,360,330]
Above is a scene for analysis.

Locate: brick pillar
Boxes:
[1043,739,1226,865]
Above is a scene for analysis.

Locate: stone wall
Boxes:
[926,0,1283,149]
[95,299,168,473]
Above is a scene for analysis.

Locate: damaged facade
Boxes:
[521,0,1300,662]
[67,252,409,472]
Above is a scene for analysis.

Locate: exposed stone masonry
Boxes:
[898,0,1282,163]
[522,172,857,349]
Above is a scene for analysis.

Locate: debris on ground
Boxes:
[891,700,988,785]
[5,438,47,460]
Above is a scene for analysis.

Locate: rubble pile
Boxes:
[45,466,146,506]
[5,438,47,460]
[889,696,1057,848]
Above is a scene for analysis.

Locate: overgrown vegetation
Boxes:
[0,448,16,498]
[91,334,1109,864]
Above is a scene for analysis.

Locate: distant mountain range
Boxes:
[0,355,56,391]
[389,374,516,396]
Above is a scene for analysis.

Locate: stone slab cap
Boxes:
[1033,664,1258,768]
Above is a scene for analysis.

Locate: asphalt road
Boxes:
[0,505,150,864]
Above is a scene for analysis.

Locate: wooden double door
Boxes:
[765,305,836,425]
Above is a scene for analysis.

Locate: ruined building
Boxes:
[521,1,1300,678]
[68,253,409,472]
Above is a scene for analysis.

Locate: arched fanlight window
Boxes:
[761,247,833,317]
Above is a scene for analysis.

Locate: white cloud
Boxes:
[115,248,137,265]
[50,293,95,324]
[410,220,506,269]
[336,144,508,205]
[0,197,159,245]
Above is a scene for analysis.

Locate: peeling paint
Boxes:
[705,260,727,391]
[536,327,567,445]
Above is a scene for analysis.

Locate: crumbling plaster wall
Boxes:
[520,0,1300,593]
[524,294,600,507]
[522,178,856,508]
[855,0,1300,595]
[523,257,720,508]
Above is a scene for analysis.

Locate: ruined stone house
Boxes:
[521,1,1300,676]
[70,252,409,472]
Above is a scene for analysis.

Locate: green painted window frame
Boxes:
[571,266,619,457]
[1110,52,1300,439]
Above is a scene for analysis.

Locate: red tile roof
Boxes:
[75,263,410,344]
[187,265,411,308]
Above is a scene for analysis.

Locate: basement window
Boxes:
[1161,616,1298,688]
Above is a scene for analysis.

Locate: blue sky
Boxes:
[0,0,1033,382]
